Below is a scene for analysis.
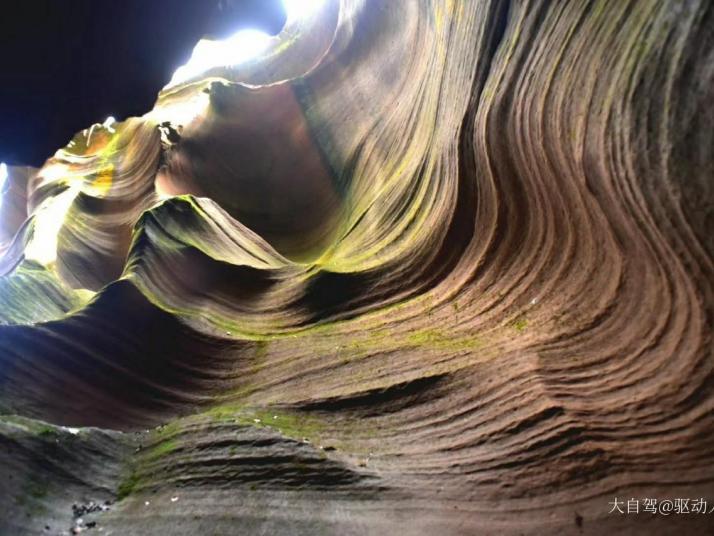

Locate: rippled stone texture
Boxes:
[1,1,712,534]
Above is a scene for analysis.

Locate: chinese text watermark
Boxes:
[608,497,713,515]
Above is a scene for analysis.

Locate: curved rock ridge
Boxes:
[1,1,713,534]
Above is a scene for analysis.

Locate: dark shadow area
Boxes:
[0,280,251,428]
[295,373,449,416]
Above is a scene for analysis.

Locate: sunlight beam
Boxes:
[0,162,7,212]
[170,29,272,85]
[283,0,326,23]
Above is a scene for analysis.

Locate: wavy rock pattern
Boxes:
[1,1,712,534]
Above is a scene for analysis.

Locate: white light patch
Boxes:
[283,0,326,23]
[0,162,7,212]
[170,29,272,85]
[25,185,80,266]
[103,116,117,133]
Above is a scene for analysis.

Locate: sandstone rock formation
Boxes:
[1,1,712,534]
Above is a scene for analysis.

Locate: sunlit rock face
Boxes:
[0,165,34,255]
[1,1,713,534]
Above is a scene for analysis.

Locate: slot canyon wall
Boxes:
[0,0,712,534]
